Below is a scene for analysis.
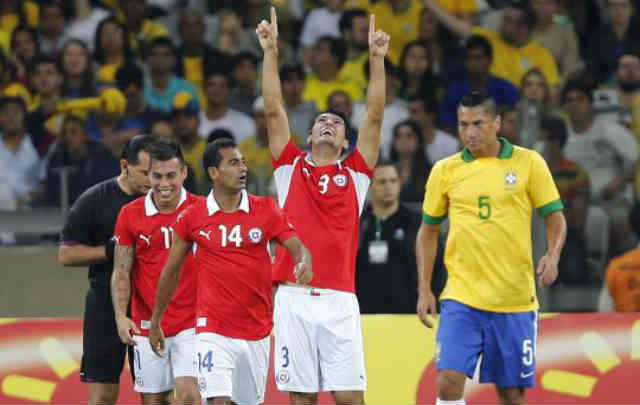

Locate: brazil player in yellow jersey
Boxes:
[416,90,567,405]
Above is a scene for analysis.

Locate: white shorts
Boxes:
[196,332,270,405]
[132,328,197,393]
[273,285,367,393]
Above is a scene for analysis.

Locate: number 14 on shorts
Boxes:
[198,350,213,372]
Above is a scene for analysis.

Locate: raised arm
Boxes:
[149,234,191,356]
[422,0,472,39]
[280,236,313,284]
[111,245,140,345]
[356,14,389,169]
[416,222,440,328]
[257,7,293,161]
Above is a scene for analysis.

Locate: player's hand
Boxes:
[149,324,166,357]
[536,253,559,287]
[256,6,278,52]
[294,260,313,285]
[417,290,438,328]
[368,14,390,58]
[115,314,140,346]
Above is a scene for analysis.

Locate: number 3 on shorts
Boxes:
[281,346,289,368]
[198,350,213,372]
[522,339,533,366]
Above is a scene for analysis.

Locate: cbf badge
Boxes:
[505,171,517,190]
[368,240,389,264]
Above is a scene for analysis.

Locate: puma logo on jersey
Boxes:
[111,235,121,245]
[199,230,212,240]
[139,234,151,245]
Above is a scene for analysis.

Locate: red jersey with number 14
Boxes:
[114,189,201,337]
[173,190,297,340]
[272,140,373,292]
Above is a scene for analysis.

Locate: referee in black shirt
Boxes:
[58,135,154,404]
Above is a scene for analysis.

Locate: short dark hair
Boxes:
[561,78,594,104]
[204,64,234,87]
[203,138,237,172]
[207,128,235,143]
[30,55,62,76]
[148,140,185,165]
[466,35,493,60]
[315,108,350,128]
[507,0,538,29]
[339,8,367,33]
[62,114,86,131]
[363,56,396,80]
[147,36,175,56]
[408,92,439,115]
[459,89,496,116]
[280,64,305,82]
[121,134,154,164]
[540,116,568,149]
[316,36,347,69]
[231,51,258,70]
[115,62,144,90]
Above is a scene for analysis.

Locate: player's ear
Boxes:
[120,159,128,174]
[207,166,218,182]
[493,114,502,134]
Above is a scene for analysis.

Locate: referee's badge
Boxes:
[249,227,263,243]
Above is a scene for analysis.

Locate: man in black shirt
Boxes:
[58,135,154,404]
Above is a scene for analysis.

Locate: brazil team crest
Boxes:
[249,227,263,243]
[505,171,517,186]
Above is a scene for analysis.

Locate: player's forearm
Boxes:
[150,263,181,327]
[545,211,567,263]
[283,237,310,266]
[57,244,106,267]
[262,48,283,113]
[422,0,472,38]
[416,223,439,296]
[111,245,134,317]
[365,55,386,121]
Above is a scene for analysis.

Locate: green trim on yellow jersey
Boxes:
[461,137,514,162]
[536,198,564,217]
[423,212,446,225]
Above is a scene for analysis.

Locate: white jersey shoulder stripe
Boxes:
[346,167,371,216]
[273,156,302,208]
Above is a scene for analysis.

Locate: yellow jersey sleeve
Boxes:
[528,151,563,217]
[422,161,448,224]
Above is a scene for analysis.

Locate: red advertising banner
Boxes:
[0,314,637,404]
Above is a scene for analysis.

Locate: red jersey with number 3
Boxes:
[173,190,297,340]
[272,140,373,292]
[114,189,201,337]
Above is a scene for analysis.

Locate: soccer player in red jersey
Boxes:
[111,141,201,404]
[149,138,313,405]
[257,7,389,404]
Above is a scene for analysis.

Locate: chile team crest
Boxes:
[333,174,348,187]
[249,227,263,243]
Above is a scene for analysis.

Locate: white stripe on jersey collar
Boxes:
[304,153,343,170]
[207,189,250,215]
[145,188,188,216]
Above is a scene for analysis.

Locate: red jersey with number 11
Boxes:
[114,189,201,337]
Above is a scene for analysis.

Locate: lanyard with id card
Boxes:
[368,216,389,264]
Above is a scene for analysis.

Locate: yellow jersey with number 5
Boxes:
[422,138,563,312]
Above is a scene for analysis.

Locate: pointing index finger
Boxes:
[369,14,375,38]
[271,6,277,26]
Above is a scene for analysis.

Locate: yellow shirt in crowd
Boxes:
[368,0,422,64]
[303,74,363,111]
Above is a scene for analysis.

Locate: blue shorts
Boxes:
[436,300,538,388]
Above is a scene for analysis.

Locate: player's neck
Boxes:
[310,147,341,167]
[116,173,137,196]
[372,200,399,220]
[213,189,243,212]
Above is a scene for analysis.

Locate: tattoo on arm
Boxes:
[111,245,134,317]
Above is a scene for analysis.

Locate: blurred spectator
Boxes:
[587,0,640,85]
[280,64,316,141]
[151,119,175,142]
[600,203,640,312]
[117,0,169,54]
[530,0,582,82]
[439,35,519,133]
[356,161,420,313]
[302,36,362,110]
[517,67,557,148]
[498,105,521,145]
[417,6,463,86]
[199,67,256,144]
[299,0,345,67]
[594,50,640,130]
[171,91,208,195]
[352,57,408,157]
[116,62,167,134]
[10,25,40,86]
[369,0,422,64]
[27,56,64,156]
[143,37,198,113]
[94,17,132,85]
[60,39,96,99]
[408,92,459,163]
[389,119,432,203]
[175,10,229,109]
[423,0,560,89]
[64,0,111,53]
[540,116,591,286]
[38,0,67,57]
[328,90,355,129]
[562,78,638,254]
[41,114,119,207]
[0,96,42,211]
[337,8,369,97]
[397,40,441,101]
[229,52,259,116]
[0,50,31,106]
[214,9,252,56]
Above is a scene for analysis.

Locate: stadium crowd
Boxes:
[2,0,640,313]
